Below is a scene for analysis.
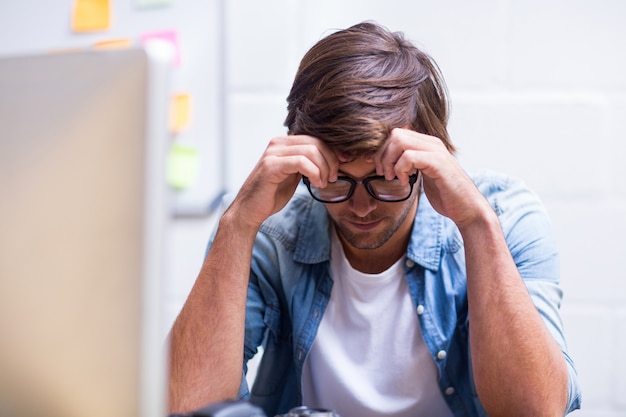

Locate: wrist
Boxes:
[220,204,262,239]
[455,201,500,238]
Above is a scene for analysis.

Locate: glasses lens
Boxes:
[367,177,412,201]
[309,179,353,203]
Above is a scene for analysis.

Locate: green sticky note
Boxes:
[166,144,199,190]
[135,0,173,9]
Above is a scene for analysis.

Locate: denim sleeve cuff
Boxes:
[237,370,251,400]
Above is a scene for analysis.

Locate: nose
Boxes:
[348,183,377,217]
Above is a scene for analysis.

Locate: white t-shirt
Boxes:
[301,229,453,417]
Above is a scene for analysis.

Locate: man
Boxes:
[168,22,581,417]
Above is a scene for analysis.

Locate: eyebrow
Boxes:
[337,169,378,179]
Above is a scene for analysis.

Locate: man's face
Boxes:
[323,156,419,252]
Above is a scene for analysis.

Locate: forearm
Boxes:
[460,208,568,417]
[168,211,257,413]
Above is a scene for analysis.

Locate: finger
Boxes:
[267,136,339,186]
[269,144,331,186]
[306,142,340,186]
[376,128,448,180]
[391,151,417,185]
[373,139,392,178]
[375,130,410,180]
[251,155,320,200]
[313,140,340,183]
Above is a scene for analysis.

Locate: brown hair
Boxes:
[285,21,455,156]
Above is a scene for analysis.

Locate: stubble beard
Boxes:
[332,194,418,250]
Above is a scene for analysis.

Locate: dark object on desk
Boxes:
[171,400,265,417]
[168,401,341,417]
[277,406,340,416]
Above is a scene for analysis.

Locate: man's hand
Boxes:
[227,135,340,231]
[373,127,491,228]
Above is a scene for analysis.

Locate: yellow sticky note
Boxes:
[166,144,199,190]
[72,0,111,32]
[169,93,192,133]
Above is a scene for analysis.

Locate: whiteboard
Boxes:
[0,0,225,216]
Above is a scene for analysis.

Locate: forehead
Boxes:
[337,155,377,178]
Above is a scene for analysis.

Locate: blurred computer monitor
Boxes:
[0,44,172,417]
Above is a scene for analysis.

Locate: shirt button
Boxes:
[297,349,303,361]
[405,259,415,268]
[416,305,425,315]
[445,386,455,396]
[437,350,447,360]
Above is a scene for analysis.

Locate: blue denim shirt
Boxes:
[211,170,581,417]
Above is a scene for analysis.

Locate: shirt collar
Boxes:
[293,193,332,264]
[406,191,444,272]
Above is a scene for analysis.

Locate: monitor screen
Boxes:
[0,45,172,417]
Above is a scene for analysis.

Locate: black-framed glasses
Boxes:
[302,173,418,203]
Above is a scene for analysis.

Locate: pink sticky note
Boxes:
[140,29,180,66]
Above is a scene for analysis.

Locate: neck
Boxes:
[341,238,409,274]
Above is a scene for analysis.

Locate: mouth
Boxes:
[347,218,382,232]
